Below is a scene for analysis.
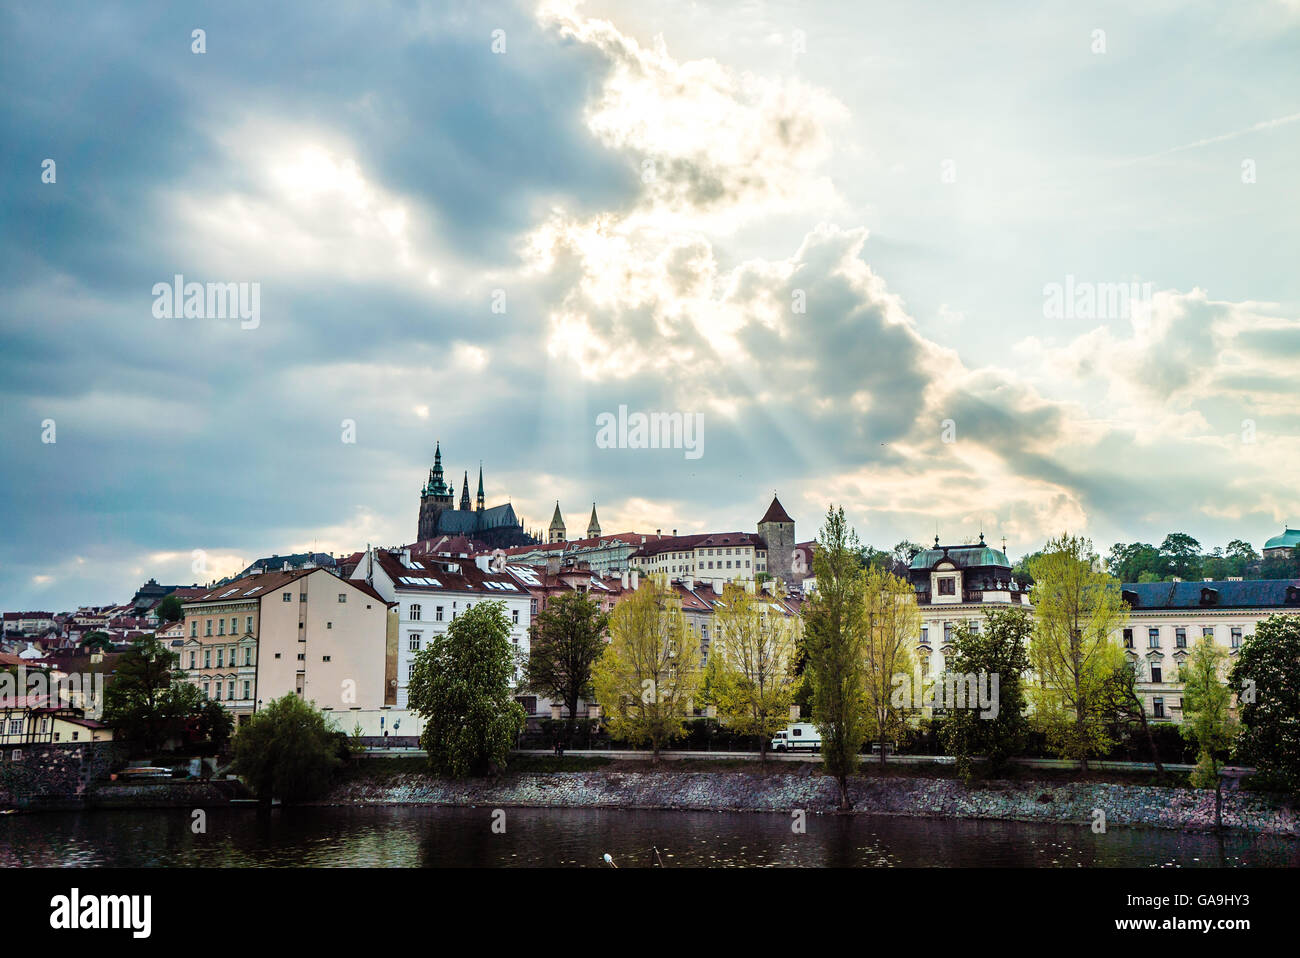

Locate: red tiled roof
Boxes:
[632,532,767,558]
[758,496,794,524]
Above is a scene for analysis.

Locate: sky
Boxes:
[1,0,1298,612]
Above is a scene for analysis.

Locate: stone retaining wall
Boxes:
[322,769,1298,836]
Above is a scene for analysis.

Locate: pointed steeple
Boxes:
[548,501,566,543]
[427,440,449,498]
[586,502,601,539]
[460,471,471,510]
[476,462,485,512]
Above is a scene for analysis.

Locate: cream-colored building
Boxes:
[179,567,397,727]
[1114,579,1300,721]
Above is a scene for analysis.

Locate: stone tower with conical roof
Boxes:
[586,503,601,539]
[549,502,566,543]
[757,494,795,587]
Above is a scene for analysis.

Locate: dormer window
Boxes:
[938,578,956,596]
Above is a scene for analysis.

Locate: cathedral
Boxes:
[416,443,536,548]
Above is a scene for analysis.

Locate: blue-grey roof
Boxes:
[430,503,520,534]
[1121,579,1300,610]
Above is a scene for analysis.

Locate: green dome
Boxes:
[1264,528,1300,550]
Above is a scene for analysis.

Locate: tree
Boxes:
[1105,542,1160,582]
[1011,549,1047,589]
[710,582,799,761]
[1099,661,1166,782]
[155,595,183,623]
[857,545,892,573]
[1157,532,1202,580]
[408,600,525,777]
[232,695,344,802]
[81,631,113,652]
[101,637,192,751]
[1258,546,1300,580]
[941,606,1032,780]
[1028,535,1128,770]
[1229,615,1300,791]
[861,566,919,765]
[1180,636,1236,829]
[524,592,609,748]
[802,506,869,810]
[890,541,924,576]
[592,577,701,761]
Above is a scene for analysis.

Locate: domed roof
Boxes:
[1264,528,1300,550]
[909,537,1012,571]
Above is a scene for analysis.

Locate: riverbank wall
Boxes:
[321,769,1298,836]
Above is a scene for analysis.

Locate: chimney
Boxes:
[656,529,661,536]
[621,570,629,590]
[713,579,723,595]
[672,529,677,536]
[546,556,561,577]
[475,555,492,573]
[281,561,290,572]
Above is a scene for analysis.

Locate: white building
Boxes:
[351,547,532,709]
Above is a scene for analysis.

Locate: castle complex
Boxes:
[415,443,534,549]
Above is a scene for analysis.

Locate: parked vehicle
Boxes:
[770,723,822,752]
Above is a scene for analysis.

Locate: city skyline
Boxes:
[3,0,1298,611]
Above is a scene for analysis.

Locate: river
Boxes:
[3,806,1296,867]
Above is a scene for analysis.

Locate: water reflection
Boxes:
[1,806,1295,868]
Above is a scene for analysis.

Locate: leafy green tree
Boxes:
[155,595,183,623]
[1011,548,1047,588]
[941,606,1032,780]
[524,592,608,748]
[102,637,190,751]
[1099,661,1166,782]
[1157,532,1202,580]
[710,582,799,761]
[408,600,526,777]
[1105,541,1160,582]
[81,631,113,652]
[861,566,918,765]
[1028,535,1128,770]
[593,578,701,761]
[1180,636,1236,828]
[1258,546,1300,580]
[232,695,344,802]
[1229,615,1300,791]
[802,506,869,810]
[856,545,892,573]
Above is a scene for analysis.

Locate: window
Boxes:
[204,649,212,669]
[410,604,422,621]
[1152,697,1165,719]
[300,593,307,602]
[530,599,537,616]
[283,593,292,602]
[230,616,238,633]
[297,653,305,661]
[338,593,347,603]
[512,609,519,625]
[408,663,416,680]
[327,622,332,629]
[244,648,253,666]
[1175,628,1186,648]
[1148,628,1160,649]
[246,615,253,633]
[243,680,251,700]
[214,683,222,701]
[920,626,929,645]
[409,634,421,652]
[7,719,21,734]
[435,605,444,621]
[228,680,235,699]
[1150,664,1162,684]
[943,622,954,644]
[1231,628,1242,648]
[205,620,213,636]
[938,578,955,596]
[189,651,196,669]
[218,619,225,636]
[322,655,331,662]
[190,621,197,637]
[201,682,209,698]
[1122,628,1133,649]
[1203,626,1214,638]
[216,648,224,668]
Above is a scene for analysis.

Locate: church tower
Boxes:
[549,502,566,543]
[417,441,454,540]
[586,503,601,539]
[757,494,796,588]
[476,463,485,512]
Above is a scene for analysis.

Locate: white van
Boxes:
[770,723,822,752]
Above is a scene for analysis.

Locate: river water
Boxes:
[3,806,1296,867]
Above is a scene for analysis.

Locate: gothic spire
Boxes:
[476,461,485,512]
[587,502,601,539]
[460,471,471,510]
